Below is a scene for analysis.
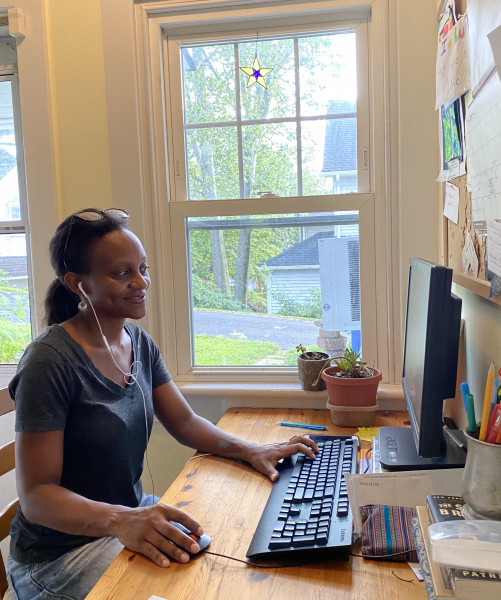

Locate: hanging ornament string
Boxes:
[239,31,273,89]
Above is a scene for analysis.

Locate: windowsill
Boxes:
[177,381,405,419]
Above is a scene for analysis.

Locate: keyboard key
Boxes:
[292,535,316,547]
[269,538,292,549]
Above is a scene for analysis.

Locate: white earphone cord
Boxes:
[79,285,155,503]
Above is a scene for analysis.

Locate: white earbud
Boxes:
[77,281,88,311]
[78,281,88,297]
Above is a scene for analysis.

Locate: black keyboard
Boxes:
[246,435,359,561]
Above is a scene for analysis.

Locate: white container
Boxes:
[326,399,378,427]
[429,520,501,573]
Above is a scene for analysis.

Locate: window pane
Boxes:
[0,80,20,222]
[182,45,237,124]
[186,127,240,200]
[239,38,295,120]
[307,114,357,195]
[187,213,360,367]
[299,32,357,116]
[242,122,297,198]
[0,233,32,364]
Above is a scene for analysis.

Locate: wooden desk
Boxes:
[86,408,426,600]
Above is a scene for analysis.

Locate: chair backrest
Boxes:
[0,388,16,598]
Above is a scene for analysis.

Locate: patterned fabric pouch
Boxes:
[359,504,418,561]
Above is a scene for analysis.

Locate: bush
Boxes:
[0,320,31,362]
[274,287,322,319]
[191,275,248,312]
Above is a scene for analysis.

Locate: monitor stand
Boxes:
[378,427,466,471]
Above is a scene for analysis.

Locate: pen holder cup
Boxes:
[461,432,501,520]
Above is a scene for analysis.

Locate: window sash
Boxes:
[169,193,376,381]
[166,17,370,202]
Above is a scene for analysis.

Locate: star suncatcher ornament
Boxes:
[240,57,273,89]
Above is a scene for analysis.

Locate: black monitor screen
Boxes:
[378,258,465,470]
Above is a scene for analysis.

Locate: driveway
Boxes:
[193,309,319,350]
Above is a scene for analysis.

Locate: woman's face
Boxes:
[78,229,150,321]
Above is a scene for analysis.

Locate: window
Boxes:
[0,70,32,368]
[139,1,378,381]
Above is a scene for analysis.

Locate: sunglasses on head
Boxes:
[63,208,129,273]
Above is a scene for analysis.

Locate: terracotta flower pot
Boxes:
[321,366,382,407]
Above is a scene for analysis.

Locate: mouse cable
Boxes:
[202,549,333,569]
[200,546,415,568]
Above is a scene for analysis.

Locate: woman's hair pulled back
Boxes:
[44,209,130,326]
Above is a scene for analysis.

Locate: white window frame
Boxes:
[0,69,33,372]
[133,0,392,385]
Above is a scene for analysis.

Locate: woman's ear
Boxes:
[63,271,81,296]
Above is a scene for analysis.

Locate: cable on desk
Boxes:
[362,446,372,473]
[200,547,415,568]
[350,549,417,559]
[203,550,307,569]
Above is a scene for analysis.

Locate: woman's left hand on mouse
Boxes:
[108,503,204,567]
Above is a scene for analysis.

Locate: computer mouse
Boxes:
[170,521,211,557]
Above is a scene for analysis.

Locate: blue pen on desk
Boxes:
[460,382,470,411]
[278,422,327,431]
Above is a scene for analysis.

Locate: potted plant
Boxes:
[295,343,330,392]
[321,345,382,408]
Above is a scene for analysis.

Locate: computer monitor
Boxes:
[378,258,466,470]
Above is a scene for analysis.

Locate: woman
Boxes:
[7,208,317,600]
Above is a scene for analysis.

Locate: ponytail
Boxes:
[44,278,79,326]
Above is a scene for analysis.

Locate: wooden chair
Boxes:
[0,388,16,598]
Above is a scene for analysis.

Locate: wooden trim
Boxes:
[453,272,501,306]
[0,388,14,417]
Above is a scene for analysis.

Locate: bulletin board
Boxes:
[439,0,501,305]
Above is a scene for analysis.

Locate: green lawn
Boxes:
[194,335,325,367]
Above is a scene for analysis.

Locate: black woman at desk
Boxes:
[7,208,318,600]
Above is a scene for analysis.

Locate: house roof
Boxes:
[0,256,27,278]
[321,99,357,173]
[263,231,334,268]
[0,147,16,180]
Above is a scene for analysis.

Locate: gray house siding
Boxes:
[266,267,320,314]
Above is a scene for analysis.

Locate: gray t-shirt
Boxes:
[8,323,171,564]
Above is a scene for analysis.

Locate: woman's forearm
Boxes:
[20,483,130,538]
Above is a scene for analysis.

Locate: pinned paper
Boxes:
[487,219,501,278]
[488,24,501,76]
[462,230,479,278]
[436,15,470,109]
[443,182,459,223]
[468,0,501,92]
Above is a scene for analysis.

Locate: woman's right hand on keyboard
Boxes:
[243,435,319,482]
